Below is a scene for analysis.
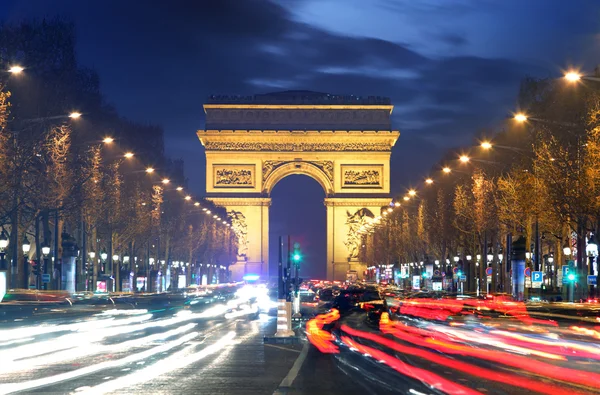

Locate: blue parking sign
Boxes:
[588,275,597,286]
[532,271,543,283]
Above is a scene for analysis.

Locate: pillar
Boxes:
[325,197,391,281]
[210,198,270,282]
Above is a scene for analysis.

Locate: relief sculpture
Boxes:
[262,160,334,183]
[344,208,374,259]
[228,211,248,258]
[205,141,391,152]
[343,169,381,186]
[214,166,254,187]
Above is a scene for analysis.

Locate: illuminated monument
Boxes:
[198,91,399,281]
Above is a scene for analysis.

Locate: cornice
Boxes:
[208,197,272,206]
[324,197,392,207]
[204,104,394,112]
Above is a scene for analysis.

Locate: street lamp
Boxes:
[41,243,50,290]
[69,112,82,119]
[112,254,120,262]
[587,233,598,298]
[0,229,8,301]
[514,113,528,123]
[8,65,24,74]
[425,178,433,184]
[89,251,96,259]
[564,71,582,82]
[100,250,108,261]
[442,167,451,173]
[102,137,114,144]
[459,155,470,163]
[480,141,492,150]
[22,235,31,289]
[453,255,459,263]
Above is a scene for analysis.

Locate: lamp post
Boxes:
[563,244,574,303]
[548,254,555,290]
[486,249,493,294]
[100,250,108,273]
[41,243,50,290]
[586,233,598,299]
[88,251,95,291]
[22,235,31,289]
[112,254,119,293]
[0,229,9,302]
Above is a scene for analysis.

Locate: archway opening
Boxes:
[269,174,326,280]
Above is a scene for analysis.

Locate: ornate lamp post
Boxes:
[0,229,9,301]
[41,243,50,290]
[22,235,31,289]
[586,233,598,299]
[100,250,108,273]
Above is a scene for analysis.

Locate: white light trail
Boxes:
[0,331,200,394]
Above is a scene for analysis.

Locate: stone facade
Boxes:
[198,93,399,281]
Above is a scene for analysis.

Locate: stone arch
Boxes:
[262,161,334,196]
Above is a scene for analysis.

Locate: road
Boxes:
[2,292,600,395]
[0,294,301,395]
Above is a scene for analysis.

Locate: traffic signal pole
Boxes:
[274,235,293,337]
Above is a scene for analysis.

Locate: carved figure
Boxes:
[228,211,248,257]
[343,169,380,186]
[215,168,253,185]
[344,208,374,258]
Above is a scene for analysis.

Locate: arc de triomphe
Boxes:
[197,91,399,281]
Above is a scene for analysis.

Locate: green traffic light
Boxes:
[567,273,575,281]
[293,253,301,262]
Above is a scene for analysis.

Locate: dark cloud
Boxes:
[0,0,597,271]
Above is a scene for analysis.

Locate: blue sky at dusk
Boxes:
[1,0,599,277]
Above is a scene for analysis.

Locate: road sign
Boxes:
[561,265,570,284]
[524,267,531,277]
[434,270,441,276]
[588,275,597,286]
[525,277,532,288]
[41,274,50,283]
[485,267,493,276]
[452,267,458,274]
[532,271,543,283]
[460,274,466,282]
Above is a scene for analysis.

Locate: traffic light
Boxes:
[457,270,463,277]
[567,273,576,281]
[292,251,301,264]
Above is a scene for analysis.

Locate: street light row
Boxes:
[4,65,233,230]
[358,68,594,237]
[100,140,233,229]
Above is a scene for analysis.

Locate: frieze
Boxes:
[262,160,334,183]
[213,165,255,188]
[204,141,391,152]
[341,165,383,188]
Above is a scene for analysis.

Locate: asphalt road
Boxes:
[0,301,299,395]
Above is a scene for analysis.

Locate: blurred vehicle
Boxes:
[346,270,358,283]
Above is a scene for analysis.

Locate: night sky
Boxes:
[1,0,600,278]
